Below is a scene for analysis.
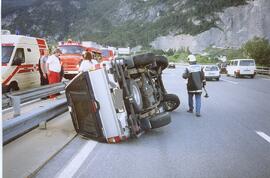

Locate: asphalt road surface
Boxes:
[35,66,270,178]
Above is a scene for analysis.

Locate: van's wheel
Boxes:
[162,94,180,112]
[8,82,19,92]
[150,112,171,129]
[133,53,155,67]
[155,56,168,70]
[125,79,143,113]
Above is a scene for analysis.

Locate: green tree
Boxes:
[242,37,270,66]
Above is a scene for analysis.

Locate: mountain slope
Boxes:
[2,0,250,48]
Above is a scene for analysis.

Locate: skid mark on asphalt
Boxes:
[256,131,270,144]
[56,140,98,178]
[220,78,238,84]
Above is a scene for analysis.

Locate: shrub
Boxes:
[242,37,270,66]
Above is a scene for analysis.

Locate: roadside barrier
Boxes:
[2,82,68,117]
[3,98,67,145]
[256,66,270,76]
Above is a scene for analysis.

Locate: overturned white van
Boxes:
[1,34,48,92]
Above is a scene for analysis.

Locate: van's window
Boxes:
[233,61,238,66]
[2,46,14,64]
[240,60,255,66]
[59,46,84,54]
[27,48,31,52]
[205,66,219,71]
[12,48,25,65]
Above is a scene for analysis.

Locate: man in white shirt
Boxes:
[46,48,62,98]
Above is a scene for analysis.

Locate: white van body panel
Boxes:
[1,35,48,92]
[226,59,256,77]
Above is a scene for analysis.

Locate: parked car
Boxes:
[226,59,256,78]
[203,65,220,81]
[168,62,176,69]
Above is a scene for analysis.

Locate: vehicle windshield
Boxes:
[101,50,109,57]
[239,60,255,66]
[2,46,14,64]
[59,46,84,54]
[205,66,219,71]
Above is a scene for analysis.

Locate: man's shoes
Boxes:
[187,109,193,113]
[196,113,201,117]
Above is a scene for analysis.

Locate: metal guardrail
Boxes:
[2,82,68,117]
[256,66,270,76]
[3,98,68,145]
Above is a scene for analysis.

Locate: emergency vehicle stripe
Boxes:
[2,43,15,46]
[18,69,34,73]
[3,64,37,85]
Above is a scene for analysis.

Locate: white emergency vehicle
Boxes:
[1,34,48,92]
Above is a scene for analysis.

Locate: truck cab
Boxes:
[58,40,85,80]
[101,48,114,62]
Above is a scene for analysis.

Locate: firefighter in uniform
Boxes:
[182,55,206,117]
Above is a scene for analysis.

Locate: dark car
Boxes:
[168,62,176,68]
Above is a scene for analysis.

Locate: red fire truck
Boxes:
[101,48,114,62]
[58,40,101,80]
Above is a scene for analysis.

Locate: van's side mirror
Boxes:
[12,58,22,66]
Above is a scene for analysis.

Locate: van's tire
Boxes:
[162,94,180,112]
[133,53,155,67]
[125,79,143,113]
[150,112,171,129]
[8,82,19,92]
[155,56,168,70]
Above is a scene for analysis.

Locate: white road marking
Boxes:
[220,78,238,84]
[56,140,98,178]
[256,131,270,144]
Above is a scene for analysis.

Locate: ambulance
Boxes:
[1,34,48,93]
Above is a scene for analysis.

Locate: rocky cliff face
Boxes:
[2,0,267,51]
[151,0,270,52]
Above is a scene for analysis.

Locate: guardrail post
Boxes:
[9,96,21,117]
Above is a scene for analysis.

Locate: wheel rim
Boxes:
[132,85,141,105]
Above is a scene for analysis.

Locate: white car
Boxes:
[226,59,256,78]
[203,65,220,81]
